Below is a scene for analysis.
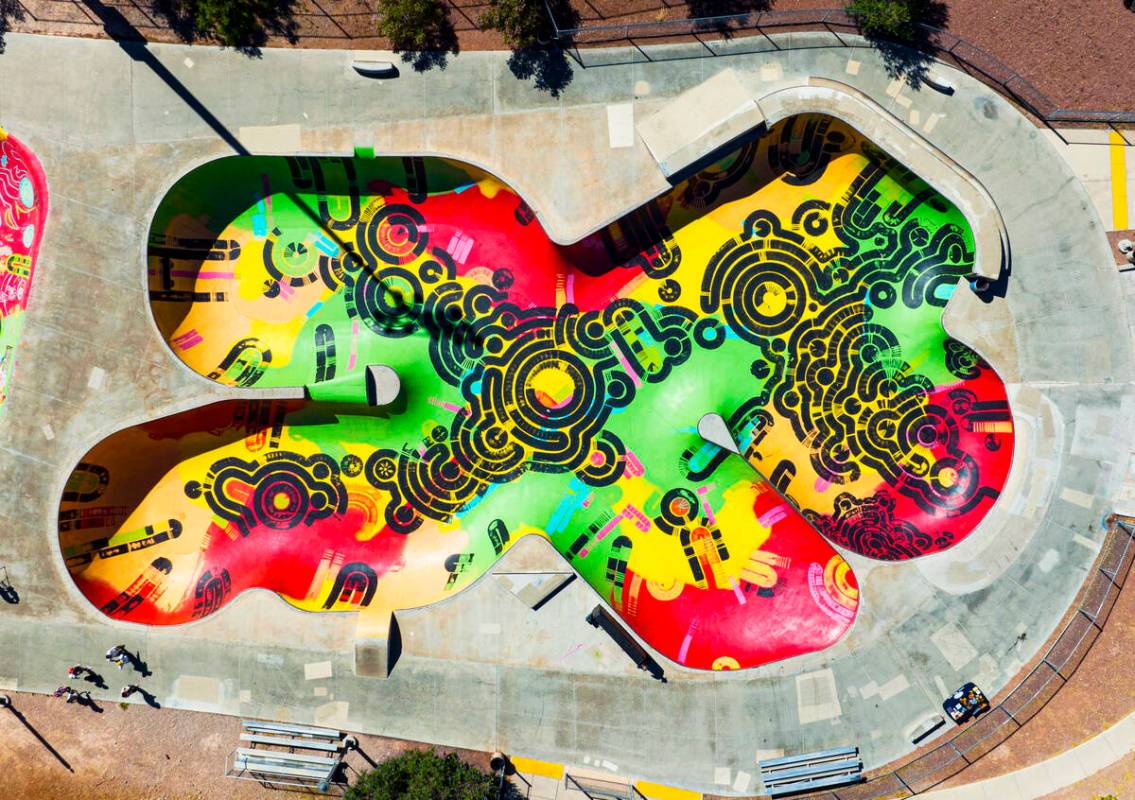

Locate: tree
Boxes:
[154,0,297,50]
[376,0,457,69]
[479,0,549,48]
[845,0,920,40]
[346,749,509,800]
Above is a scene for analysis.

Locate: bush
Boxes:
[377,0,451,50]
[172,0,293,47]
[345,749,501,800]
[845,0,919,40]
[480,0,549,48]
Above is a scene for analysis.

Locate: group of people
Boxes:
[55,644,148,704]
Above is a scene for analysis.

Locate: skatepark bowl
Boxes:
[58,113,1014,671]
[0,129,48,414]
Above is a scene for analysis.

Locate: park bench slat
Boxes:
[761,758,862,785]
[234,758,332,781]
[239,733,342,752]
[240,719,341,739]
[765,771,865,798]
[234,747,338,767]
[759,746,858,769]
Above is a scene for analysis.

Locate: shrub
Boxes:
[845,0,919,40]
[480,0,549,48]
[345,749,500,800]
[172,0,292,47]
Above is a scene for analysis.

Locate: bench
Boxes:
[235,747,338,768]
[240,733,342,752]
[241,719,342,741]
[228,724,346,792]
[759,746,863,798]
[234,755,332,782]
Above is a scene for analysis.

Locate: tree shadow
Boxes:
[507,47,574,97]
[0,0,23,55]
[685,0,768,36]
[505,0,577,96]
[855,0,949,87]
[148,0,299,56]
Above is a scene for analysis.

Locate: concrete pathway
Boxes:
[923,710,1135,800]
[1045,128,1135,234]
[0,31,1132,796]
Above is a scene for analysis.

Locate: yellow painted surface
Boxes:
[1111,130,1129,230]
[634,779,703,800]
[510,756,564,780]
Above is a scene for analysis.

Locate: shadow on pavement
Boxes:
[4,700,75,770]
[507,47,574,97]
[81,0,251,155]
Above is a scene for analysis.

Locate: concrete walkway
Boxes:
[0,31,1132,796]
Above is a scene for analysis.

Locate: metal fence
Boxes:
[544,6,1135,132]
[782,515,1135,800]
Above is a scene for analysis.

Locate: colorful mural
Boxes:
[0,129,48,413]
[60,115,1013,670]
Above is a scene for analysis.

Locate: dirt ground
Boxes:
[0,691,492,800]
[7,0,1135,112]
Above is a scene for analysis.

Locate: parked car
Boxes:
[943,682,990,724]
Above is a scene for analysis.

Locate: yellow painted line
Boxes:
[634,780,702,800]
[510,756,564,780]
[1111,130,1129,231]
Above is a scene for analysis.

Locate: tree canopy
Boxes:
[346,749,510,800]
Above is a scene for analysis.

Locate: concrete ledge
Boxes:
[636,69,766,179]
[756,78,1008,282]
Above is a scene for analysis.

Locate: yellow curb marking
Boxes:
[634,780,703,800]
[510,756,564,780]
[1111,130,1129,231]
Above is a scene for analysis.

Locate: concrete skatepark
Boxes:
[0,24,1133,798]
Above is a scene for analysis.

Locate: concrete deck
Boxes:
[0,30,1132,796]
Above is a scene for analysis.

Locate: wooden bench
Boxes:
[759,746,863,797]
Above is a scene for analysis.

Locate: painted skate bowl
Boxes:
[60,114,1013,670]
[0,129,48,414]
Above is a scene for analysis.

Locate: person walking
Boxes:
[120,684,140,698]
[52,686,72,699]
[105,644,126,662]
[67,665,85,679]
